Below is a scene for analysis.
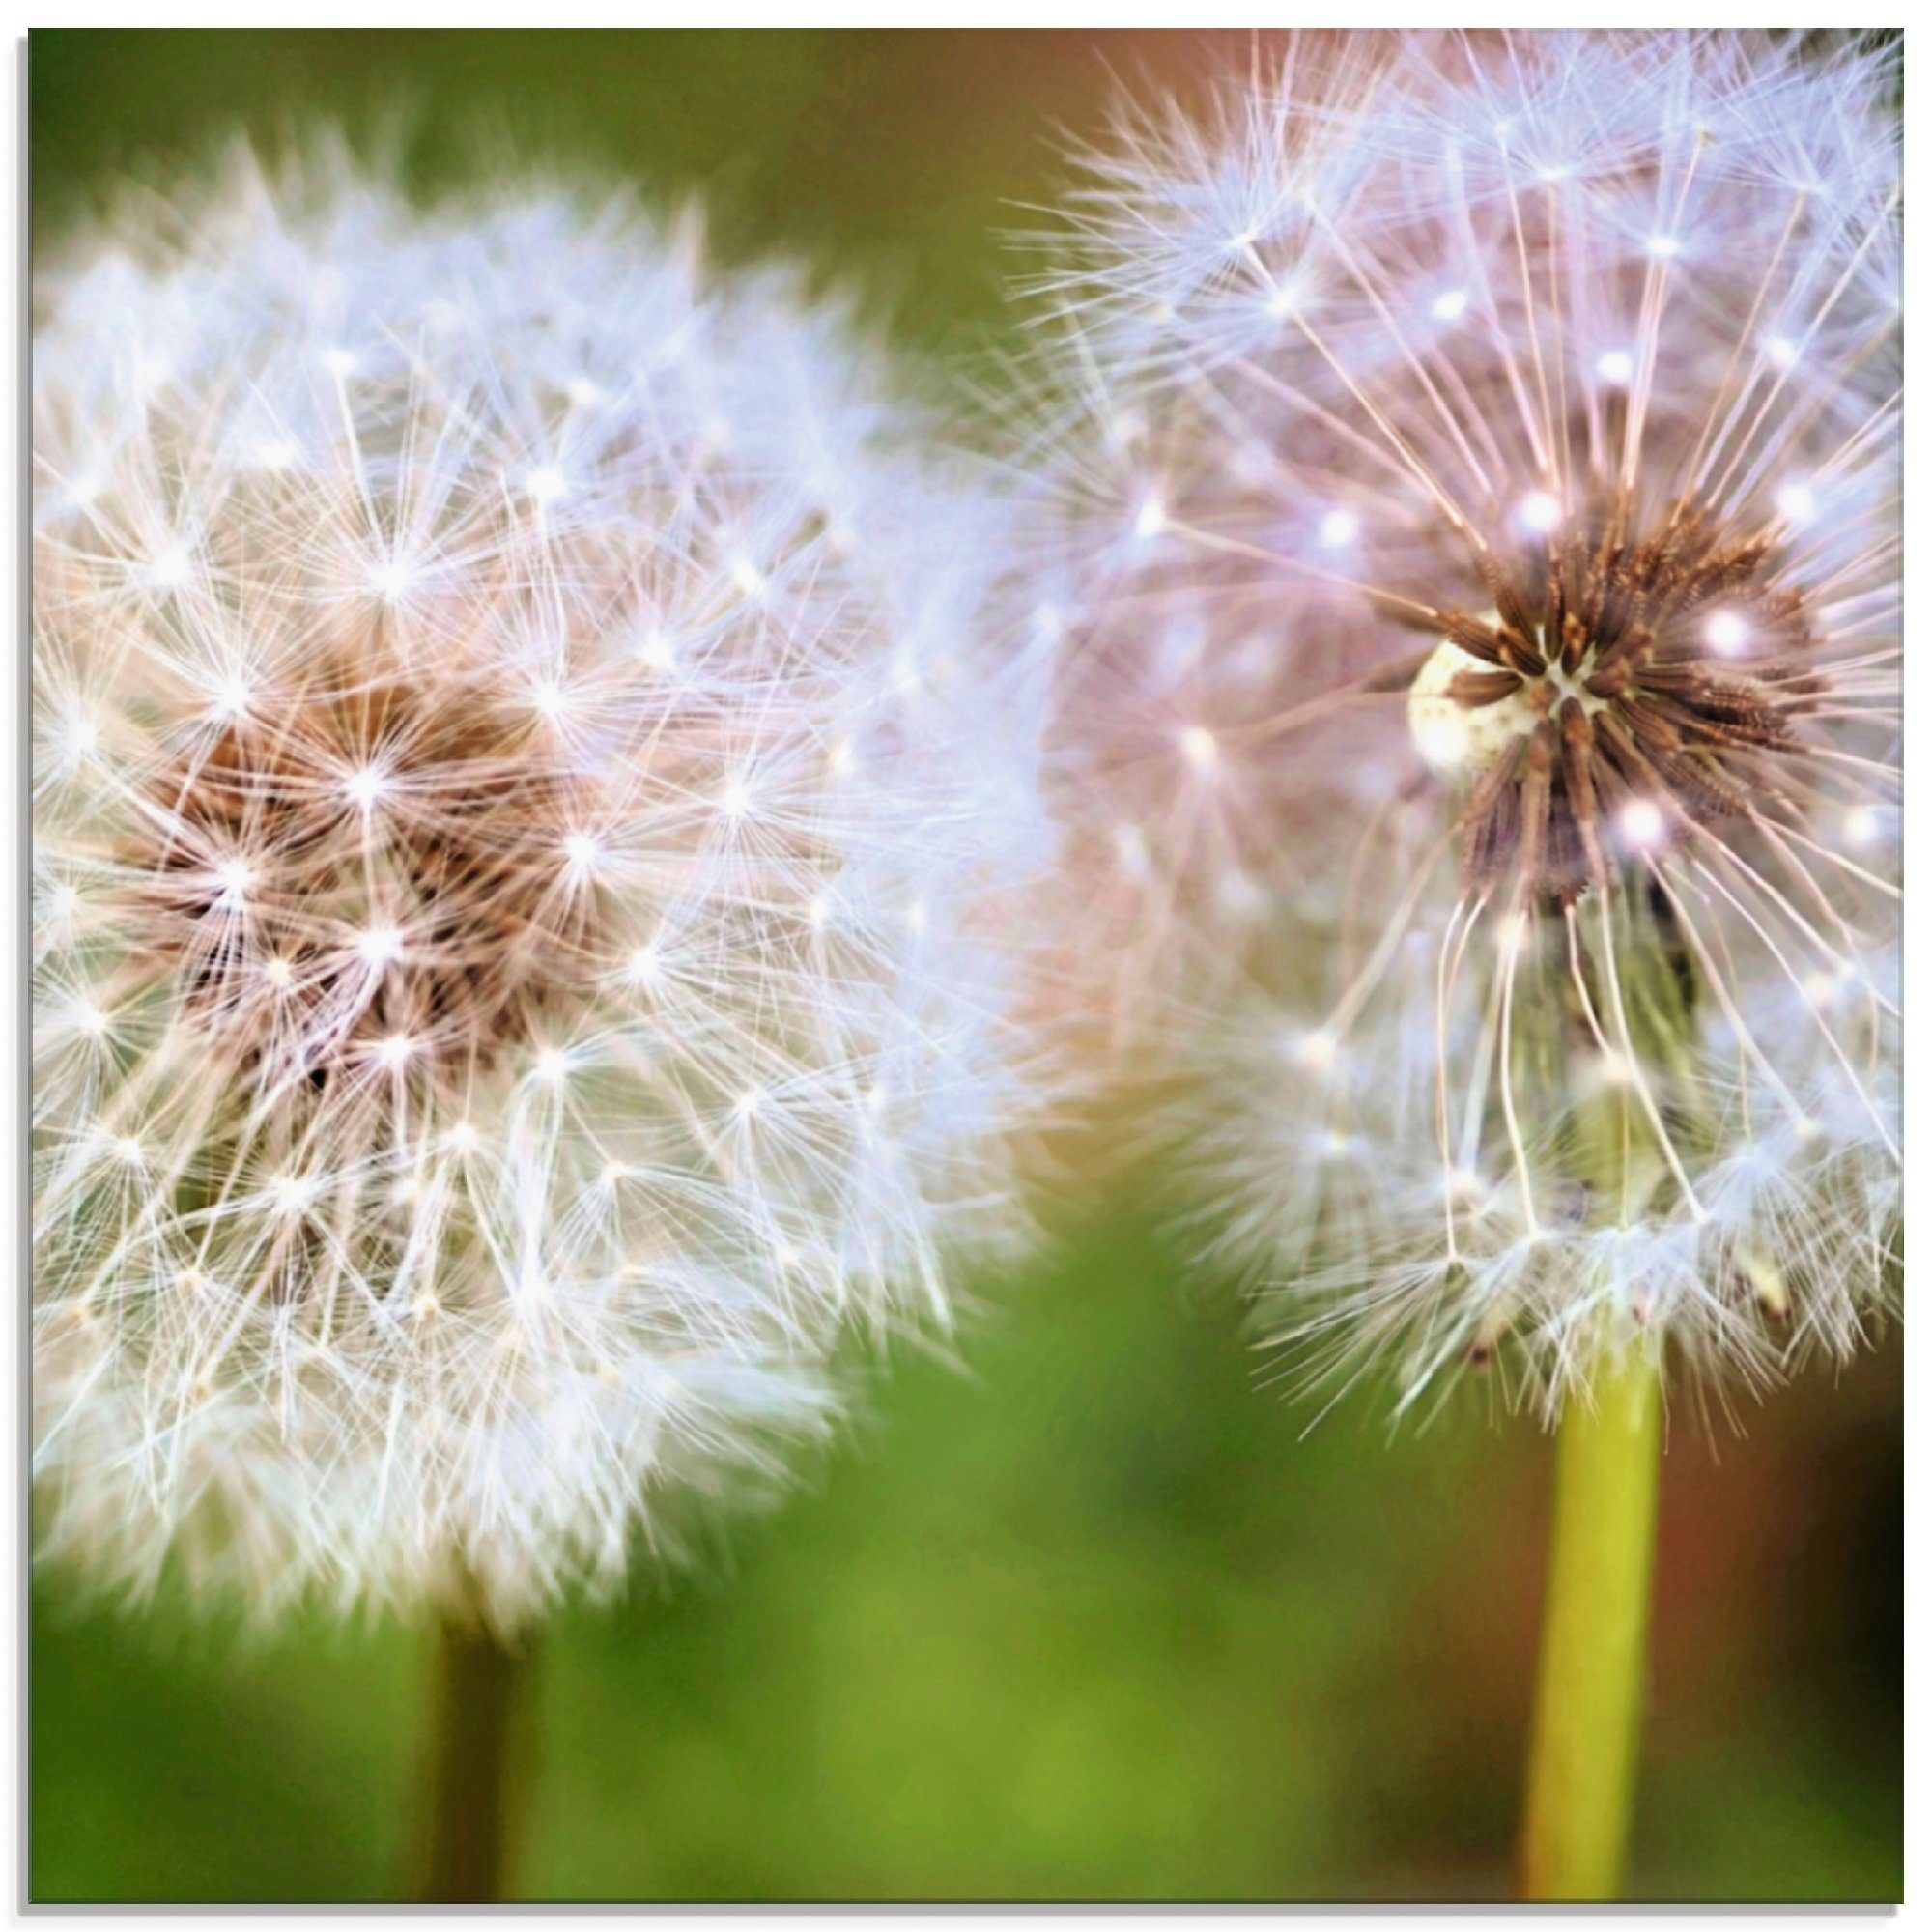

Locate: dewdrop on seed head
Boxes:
[1027,31,1900,1412]
[31,154,1052,1625]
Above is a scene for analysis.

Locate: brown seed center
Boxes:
[1423,497,1818,904]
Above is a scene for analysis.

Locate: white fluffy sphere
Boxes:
[32,156,1051,1622]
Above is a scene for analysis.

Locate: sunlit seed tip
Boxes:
[344,765,388,810]
[563,832,602,873]
[368,557,412,601]
[1317,509,1360,550]
[1843,806,1881,849]
[1594,349,1635,385]
[320,347,357,379]
[144,542,194,590]
[1132,493,1168,541]
[1776,481,1817,526]
[210,675,253,720]
[1429,287,1469,323]
[1619,798,1667,849]
[1517,491,1563,535]
[1179,724,1219,774]
[374,1034,415,1070]
[355,925,404,968]
[1296,1029,1338,1071]
[1765,334,1800,369]
[270,1171,314,1213]
[1645,233,1682,259]
[533,1048,572,1085]
[1704,611,1749,655]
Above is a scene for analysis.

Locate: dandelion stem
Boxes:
[414,1605,532,1902]
[1518,1347,1662,1900]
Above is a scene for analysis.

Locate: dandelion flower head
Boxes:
[1024,32,1900,1409]
[33,154,1049,1620]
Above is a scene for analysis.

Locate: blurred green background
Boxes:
[29,30,1902,1905]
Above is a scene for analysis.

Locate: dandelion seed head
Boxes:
[1025,31,1899,1411]
[33,154,1052,1624]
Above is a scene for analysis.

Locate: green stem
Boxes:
[413,1605,531,1902]
[1518,1349,1663,1901]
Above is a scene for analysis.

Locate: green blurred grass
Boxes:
[31,27,1193,356]
[28,29,1902,1904]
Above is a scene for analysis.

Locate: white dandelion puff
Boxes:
[32,154,1053,1624]
[1024,32,1900,1411]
